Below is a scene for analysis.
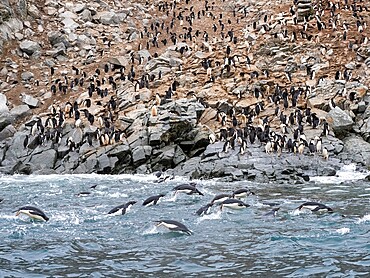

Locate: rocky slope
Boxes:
[0,0,369,182]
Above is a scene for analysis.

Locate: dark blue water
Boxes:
[0,165,369,277]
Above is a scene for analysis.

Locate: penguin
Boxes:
[154,220,192,235]
[108,201,137,216]
[220,199,250,210]
[196,203,213,216]
[142,194,166,207]
[239,139,246,155]
[173,184,204,196]
[297,202,333,213]
[264,207,280,217]
[322,147,329,160]
[151,105,158,117]
[76,191,91,197]
[232,188,255,199]
[223,140,230,153]
[211,193,231,205]
[209,133,216,144]
[14,206,49,221]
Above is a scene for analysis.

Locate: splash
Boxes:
[310,163,369,184]
[335,227,350,235]
[357,214,370,224]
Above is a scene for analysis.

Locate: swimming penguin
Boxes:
[14,206,49,221]
[211,193,231,205]
[155,220,192,235]
[142,194,166,206]
[232,188,255,199]
[173,184,204,196]
[264,207,280,217]
[297,202,333,213]
[108,201,137,216]
[196,203,213,216]
[220,199,250,210]
[76,191,91,197]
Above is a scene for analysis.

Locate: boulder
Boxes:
[21,71,34,81]
[109,56,129,67]
[0,112,14,132]
[19,40,40,55]
[95,11,120,25]
[132,145,152,166]
[62,18,79,30]
[0,124,16,140]
[28,149,57,169]
[342,135,370,166]
[0,93,9,113]
[326,106,354,138]
[21,93,39,108]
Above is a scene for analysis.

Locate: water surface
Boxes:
[0,165,369,277]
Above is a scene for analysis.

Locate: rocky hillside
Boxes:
[0,0,369,182]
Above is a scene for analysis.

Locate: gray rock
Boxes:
[132,145,152,166]
[28,149,57,169]
[21,93,39,108]
[96,154,118,173]
[342,135,370,166]
[0,112,14,132]
[48,31,70,47]
[109,56,129,67]
[80,9,92,22]
[62,17,79,30]
[19,40,41,55]
[327,106,354,137]
[21,71,34,81]
[0,124,16,140]
[95,11,120,25]
[0,93,9,113]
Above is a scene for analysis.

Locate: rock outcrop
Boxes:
[0,0,369,181]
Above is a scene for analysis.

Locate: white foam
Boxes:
[0,214,18,220]
[290,208,311,216]
[357,214,370,224]
[197,210,222,222]
[142,225,159,235]
[335,227,350,235]
[310,163,369,184]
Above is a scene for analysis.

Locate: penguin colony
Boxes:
[10,175,334,235]
[17,0,370,171]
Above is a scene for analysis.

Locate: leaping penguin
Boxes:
[14,206,49,221]
[108,201,137,216]
[173,184,204,196]
[142,194,166,207]
[232,188,255,199]
[196,203,213,216]
[220,199,250,210]
[155,220,192,235]
[297,202,333,213]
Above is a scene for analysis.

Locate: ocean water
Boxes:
[0,165,369,277]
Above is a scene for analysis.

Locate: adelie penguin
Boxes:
[297,202,333,213]
[154,220,192,235]
[14,206,49,221]
[196,203,213,216]
[211,193,231,205]
[108,201,137,216]
[142,194,166,207]
[232,188,255,199]
[173,183,204,196]
[264,207,280,217]
[220,199,250,210]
